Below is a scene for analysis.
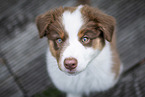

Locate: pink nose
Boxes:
[64,58,78,71]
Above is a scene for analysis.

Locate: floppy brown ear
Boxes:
[35,12,52,38]
[97,15,116,42]
[82,5,116,42]
[36,7,64,38]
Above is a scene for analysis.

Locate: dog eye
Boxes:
[81,37,90,44]
[56,38,63,44]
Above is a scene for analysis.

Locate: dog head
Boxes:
[36,5,116,75]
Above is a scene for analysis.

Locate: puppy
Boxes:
[36,0,122,97]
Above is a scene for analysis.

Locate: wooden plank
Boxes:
[0,23,48,73]
[0,59,11,83]
[0,77,23,97]
[0,62,23,97]
[15,54,52,96]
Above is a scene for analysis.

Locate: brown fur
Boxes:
[49,40,57,57]
[36,7,69,65]
[110,32,121,78]
[92,37,105,50]
[81,5,116,42]
[80,5,120,78]
[36,7,64,38]
[36,7,79,38]
[78,20,105,49]
[63,7,77,13]
[36,5,120,78]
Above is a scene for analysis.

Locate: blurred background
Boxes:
[0,0,145,97]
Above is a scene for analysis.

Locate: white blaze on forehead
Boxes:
[62,5,84,39]
[61,5,85,70]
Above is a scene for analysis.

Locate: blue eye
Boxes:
[82,37,90,44]
[83,38,88,41]
[56,38,63,44]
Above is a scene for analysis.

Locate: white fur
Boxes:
[47,41,118,97]
[60,5,100,74]
[46,6,120,97]
[67,94,82,97]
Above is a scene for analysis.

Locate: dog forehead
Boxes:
[62,5,84,38]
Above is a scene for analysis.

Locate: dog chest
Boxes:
[46,42,118,94]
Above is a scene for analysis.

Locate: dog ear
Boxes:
[36,11,52,38]
[36,7,63,38]
[82,5,116,42]
[97,15,116,42]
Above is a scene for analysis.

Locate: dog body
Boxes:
[47,40,118,96]
[36,3,122,97]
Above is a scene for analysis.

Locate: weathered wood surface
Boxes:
[0,0,145,97]
[0,60,23,97]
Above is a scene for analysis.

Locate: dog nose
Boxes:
[64,58,77,70]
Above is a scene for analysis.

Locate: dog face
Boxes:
[36,5,115,75]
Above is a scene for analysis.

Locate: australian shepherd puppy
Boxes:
[36,0,122,97]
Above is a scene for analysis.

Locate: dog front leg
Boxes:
[67,93,82,97]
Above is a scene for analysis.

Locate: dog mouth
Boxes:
[67,71,76,74]
[65,69,77,74]
[64,69,83,76]
[66,71,79,76]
